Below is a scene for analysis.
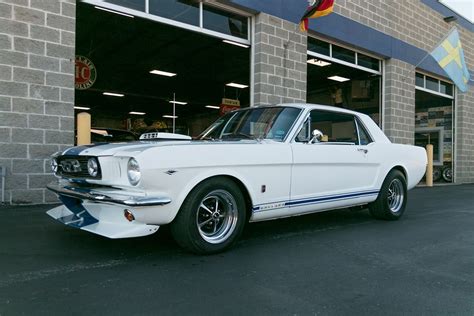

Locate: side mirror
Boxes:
[309,129,323,143]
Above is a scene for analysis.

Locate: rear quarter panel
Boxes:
[370,143,427,190]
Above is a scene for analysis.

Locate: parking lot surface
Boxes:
[0,184,473,315]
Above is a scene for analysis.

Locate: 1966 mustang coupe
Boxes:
[47,104,427,254]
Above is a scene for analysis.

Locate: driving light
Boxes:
[87,158,99,177]
[127,158,141,186]
[50,151,62,175]
[51,158,58,173]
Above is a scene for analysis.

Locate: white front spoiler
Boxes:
[47,205,160,239]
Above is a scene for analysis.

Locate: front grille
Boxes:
[57,155,102,179]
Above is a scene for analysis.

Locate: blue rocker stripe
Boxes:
[253,190,379,212]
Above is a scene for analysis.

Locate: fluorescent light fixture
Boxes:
[149,69,177,77]
[226,82,248,89]
[94,6,134,18]
[205,105,220,109]
[129,111,146,115]
[169,100,187,105]
[328,76,350,82]
[222,40,249,48]
[163,115,178,119]
[307,58,331,67]
[74,106,90,110]
[103,92,124,97]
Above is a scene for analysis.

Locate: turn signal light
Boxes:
[124,209,135,222]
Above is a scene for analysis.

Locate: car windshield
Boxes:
[198,106,302,142]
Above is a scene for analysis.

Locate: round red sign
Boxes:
[75,55,97,90]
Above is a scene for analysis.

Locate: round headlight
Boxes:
[50,158,58,173]
[127,158,141,186]
[87,158,99,177]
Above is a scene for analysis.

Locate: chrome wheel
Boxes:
[387,178,404,213]
[196,189,238,244]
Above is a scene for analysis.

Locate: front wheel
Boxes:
[170,178,247,254]
[369,169,407,220]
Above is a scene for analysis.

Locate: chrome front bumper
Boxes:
[46,182,171,207]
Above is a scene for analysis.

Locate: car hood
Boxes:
[60,140,265,157]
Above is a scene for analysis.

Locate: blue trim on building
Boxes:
[421,0,473,32]
[231,0,473,80]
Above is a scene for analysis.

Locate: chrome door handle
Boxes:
[357,148,368,154]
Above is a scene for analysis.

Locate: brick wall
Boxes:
[456,91,474,183]
[383,59,416,145]
[0,0,75,204]
[253,13,307,105]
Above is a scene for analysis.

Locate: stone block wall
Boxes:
[383,59,416,145]
[0,0,75,204]
[253,13,307,105]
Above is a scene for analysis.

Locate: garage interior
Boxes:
[75,1,250,137]
[75,1,382,138]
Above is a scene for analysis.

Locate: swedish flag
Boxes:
[430,28,470,93]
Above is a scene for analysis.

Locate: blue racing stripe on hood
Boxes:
[63,143,108,155]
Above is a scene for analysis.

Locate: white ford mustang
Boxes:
[47,104,427,254]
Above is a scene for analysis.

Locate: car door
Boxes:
[289,109,379,213]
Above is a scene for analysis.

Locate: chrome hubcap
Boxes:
[196,190,238,244]
[387,179,404,213]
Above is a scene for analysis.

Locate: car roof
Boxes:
[248,103,362,115]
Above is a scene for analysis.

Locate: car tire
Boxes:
[442,166,452,182]
[170,177,247,254]
[432,167,442,182]
[369,169,407,220]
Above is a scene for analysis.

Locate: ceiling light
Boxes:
[94,6,134,18]
[163,115,178,119]
[129,111,146,115]
[74,106,90,110]
[149,69,177,77]
[226,82,248,89]
[222,40,250,48]
[205,105,220,109]
[169,100,187,105]
[103,92,124,97]
[307,58,331,67]
[328,76,350,82]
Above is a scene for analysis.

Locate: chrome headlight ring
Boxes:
[127,158,141,186]
[87,157,99,177]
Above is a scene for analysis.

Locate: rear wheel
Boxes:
[369,169,407,220]
[170,178,246,254]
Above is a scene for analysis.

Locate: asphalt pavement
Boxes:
[0,184,473,315]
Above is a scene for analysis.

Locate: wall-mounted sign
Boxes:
[75,55,97,90]
[219,98,240,116]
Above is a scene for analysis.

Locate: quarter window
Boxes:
[356,119,373,145]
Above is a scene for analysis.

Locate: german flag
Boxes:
[299,0,334,32]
